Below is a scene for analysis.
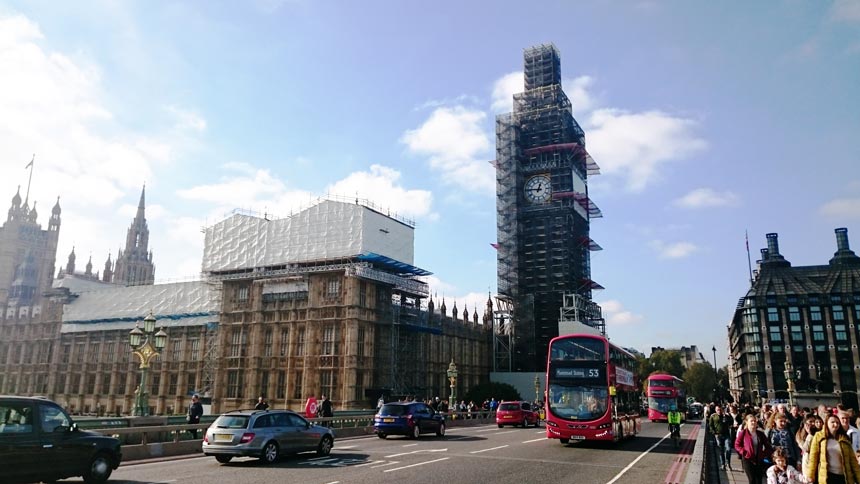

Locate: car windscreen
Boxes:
[498,403,520,411]
[213,415,250,429]
[379,404,407,416]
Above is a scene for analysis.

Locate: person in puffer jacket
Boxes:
[806,414,860,484]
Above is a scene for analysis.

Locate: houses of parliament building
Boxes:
[0,185,492,416]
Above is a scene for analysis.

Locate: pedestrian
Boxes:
[766,446,812,484]
[318,394,333,422]
[768,413,801,469]
[255,396,269,410]
[710,405,735,470]
[187,394,203,439]
[735,413,774,484]
[797,415,820,477]
[837,406,860,452]
[806,414,860,483]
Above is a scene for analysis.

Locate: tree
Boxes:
[464,381,521,404]
[683,362,717,402]
[635,355,655,387]
[649,350,685,378]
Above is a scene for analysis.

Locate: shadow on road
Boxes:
[561,435,697,455]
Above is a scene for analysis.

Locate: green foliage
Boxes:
[683,362,717,402]
[464,381,522,404]
[649,350,685,378]
[636,355,655,387]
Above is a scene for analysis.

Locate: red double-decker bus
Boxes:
[544,333,641,443]
[646,373,685,422]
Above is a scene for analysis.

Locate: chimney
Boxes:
[761,233,790,267]
[830,227,860,266]
[766,233,780,256]
[760,248,769,261]
[836,228,850,251]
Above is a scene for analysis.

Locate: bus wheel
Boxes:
[560,438,569,444]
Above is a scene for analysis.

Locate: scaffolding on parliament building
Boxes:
[494,44,604,372]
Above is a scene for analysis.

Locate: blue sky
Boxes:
[1,1,858,366]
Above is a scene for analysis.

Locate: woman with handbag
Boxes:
[736,413,774,484]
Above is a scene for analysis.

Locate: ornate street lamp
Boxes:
[753,375,761,407]
[711,346,719,402]
[129,312,167,416]
[534,375,541,403]
[784,361,795,407]
[446,359,458,418]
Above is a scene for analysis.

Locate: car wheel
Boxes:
[498,424,503,428]
[377,432,387,439]
[317,435,333,456]
[215,455,233,464]
[260,441,279,464]
[83,453,113,484]
[436,423,445,437]
[522,418,528,428]
[411,424,421,439]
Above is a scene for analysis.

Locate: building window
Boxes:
[237,285,250,303]
[320,370,336,398]
[766,295,777,305]
[260,371,270,397]
[359,281,367,307]
[767,308,779,322]
[102,374,111,394]
[813,325,825,341]
[90,343,100,363]
[769,326,782,341]
[789,307,800,322]
[0,345,6,365]
[105,342,115,363]
[296,329,305,357]
[189,338,200,360]
[264,328,273,357]
[833,305,845,321]
[355,372,364,401]
[787,295,798,304]
[835,324,848,341]
[61,344,70,363]
[793,345,804,353]
[831,294,842,303]
[76,344,85,363]
[743,307,759,324]
[275,371,285,399]
[171,341,182,361]
[293,370,303,399]
[168,374,178,395]
[117,373,127,395]
[810,306,822,321]
[86,374,96,394]
[357,327,366,357]
[855,306,860,320]
[55,374,66,394]
[790,325,803,341]
[186,373,196,394]
[772,345,784,353]
[326,278,341,299]
[150,374,160,395]
[227,370,243,398]
[230,330,246,358]
[322,326,336,356]
[810,296,820,304]
[280,328,290,356]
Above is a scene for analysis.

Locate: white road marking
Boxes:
[494,430,521,435]
[470,445,509,454]
[336,445,357,449]
[307,456,336,462]
[385,448,447,458]
[476,428,500,433]
[352,460,383,467]
[370,461,400,469]
[522,437,546,443]
[383,457,450,473]
[402,443,419,447]
[605,433,668,484]
[324,481,340,484]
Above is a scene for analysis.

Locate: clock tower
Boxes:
[495,44,604,372]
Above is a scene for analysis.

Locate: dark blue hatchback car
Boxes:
[374,402,446,439]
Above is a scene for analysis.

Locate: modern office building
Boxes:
[728,229,860,408]
[494,44,604,372]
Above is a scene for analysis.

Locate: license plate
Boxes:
[383,418,394,423]
[504,415,512,419]
[570,435,585,440]
[215,434,233,442]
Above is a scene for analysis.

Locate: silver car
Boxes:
[202,409,334,464]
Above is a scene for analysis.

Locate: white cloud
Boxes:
[564,76,597,115]
[401,106,495,194]
[326,164,433,219]
[490,71,522,113]
[674,188,740,209]
[649,240,699,259]
[585,109,707,192]
[820,198,860,218]
[165,105,207,132]
[598,299,644,326]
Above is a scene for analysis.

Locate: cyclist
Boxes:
[668,404,683,447]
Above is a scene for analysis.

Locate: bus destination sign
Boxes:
[555,367,602,379]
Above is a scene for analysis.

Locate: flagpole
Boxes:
[746,230,753,287]
[24,154,35,205]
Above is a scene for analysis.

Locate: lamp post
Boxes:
[534,375,541,404]
[753,375,761,408]
[711,346,719,402]
[129,312,167,416]
[784,361,795,407]
[446,359,458,418]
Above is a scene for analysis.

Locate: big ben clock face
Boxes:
[524,174,551,203]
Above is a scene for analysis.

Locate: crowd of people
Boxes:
[704,401,860,484]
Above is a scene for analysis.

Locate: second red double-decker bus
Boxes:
[646,373,685,422]
[544,333,641,443]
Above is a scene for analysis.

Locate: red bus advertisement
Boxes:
[544,333,641,443]
[646,373,685,422]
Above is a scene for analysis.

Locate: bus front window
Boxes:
[648,396,676,413]
[548,384,608,420]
